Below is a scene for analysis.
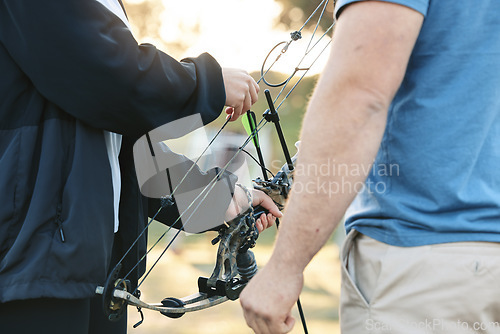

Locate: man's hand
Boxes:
[222,68,259,122]
[224,186,281,232]
[240,263,303,334]
[251,189,282,232]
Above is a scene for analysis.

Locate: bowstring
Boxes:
[168,117,232,199]
[261,0,332,88]
[275,35,333,111]
[272,1,334,105]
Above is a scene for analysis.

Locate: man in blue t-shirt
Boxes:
[241,0,500,333]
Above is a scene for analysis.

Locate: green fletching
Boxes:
[243,111,260,148]
[242,113,252,138]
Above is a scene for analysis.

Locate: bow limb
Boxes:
[96,205,260,320]
[94,287,228,316]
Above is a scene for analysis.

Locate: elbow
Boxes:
[332,82,391,131]
[355,86,390,133]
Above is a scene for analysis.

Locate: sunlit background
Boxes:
[124,0,333,71]
[120,0,343,333]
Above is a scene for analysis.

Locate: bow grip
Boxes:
[252,205,268,220]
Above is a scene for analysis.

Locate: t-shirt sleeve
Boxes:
[335,0,430,19]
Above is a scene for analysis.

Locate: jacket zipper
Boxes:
[55,204,66,243]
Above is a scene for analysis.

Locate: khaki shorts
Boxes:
[340,230,500,334]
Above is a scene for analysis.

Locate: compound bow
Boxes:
[96,0,335,331]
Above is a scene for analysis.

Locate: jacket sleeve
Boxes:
[0,0,225,137]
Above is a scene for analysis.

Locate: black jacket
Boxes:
[0,0,225,302]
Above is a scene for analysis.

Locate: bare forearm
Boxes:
[264,1,423,275]
[267,70,388,273]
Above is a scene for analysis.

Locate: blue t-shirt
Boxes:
[336,0,500,246]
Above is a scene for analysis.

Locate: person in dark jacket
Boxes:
[0,0,279,333]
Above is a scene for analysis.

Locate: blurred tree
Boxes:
[274,0,335,32]
[122,0,189,58]
[122,0,163,42]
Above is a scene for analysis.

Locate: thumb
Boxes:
[253,190,283,218]
[282,313,296,333]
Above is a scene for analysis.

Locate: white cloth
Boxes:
[95,0,131,232]
[103,132,122,233]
